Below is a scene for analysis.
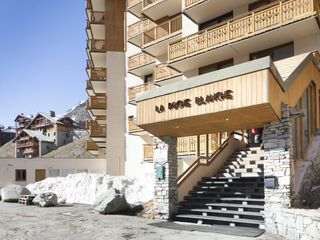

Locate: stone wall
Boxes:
[153,136,178,220]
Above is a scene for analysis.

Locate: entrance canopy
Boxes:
[136,53,320,137]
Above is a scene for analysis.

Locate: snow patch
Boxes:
[26,173,154,205]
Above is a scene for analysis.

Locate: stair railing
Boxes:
[177,131,247,182]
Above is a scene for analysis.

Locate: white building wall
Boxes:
[294,33,320,55]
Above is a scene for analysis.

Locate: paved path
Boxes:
[0,202,284,240]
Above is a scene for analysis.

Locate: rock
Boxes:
[33,192,58,207]
[0,184,31,202]
[93,189,130,214]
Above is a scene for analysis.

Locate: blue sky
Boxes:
[0,0,87,127]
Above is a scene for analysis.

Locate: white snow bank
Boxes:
[26,173,154,205]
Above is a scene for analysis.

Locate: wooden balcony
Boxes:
[87,121,106,137]
[86,0,92,10]
[24,148,38,155]
[141,0,181,21]
[184,0,205,9]
[169,0,319,63]
[87,39,105,52]
[88,11,105,25]
[86,60,106,80]
[128,19,156,40]
[313,50,320,68]
[143,15,182,47]
[128,0,143,18]
[17,142,38,149]
[128,0,142,8]
[143,144,153,160]
[86,80,95,97]
[128,83,156,103]
[154,64,182,83]
[128,52,155,71]
[86,96,107,110]
[128,117,144,134]
[86,140,98,151]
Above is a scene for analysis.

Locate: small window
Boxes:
[15,169,27,181]
[144,74,153,84]
[250,42,294,61]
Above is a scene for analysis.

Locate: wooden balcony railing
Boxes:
[88,11,105,24]
[184,0,206,9]
[128,52,155,70]
[87,39,105,52]
[128,117,143,133]
[128,0,142,8]
[24,148,38,155]
[128,19,156,39]
[86,140,99,150]
[86,80,93,90]
[86,96,107,109]
[154,64,182,82]
[86,0,92,10]
[143,144,154,160]
[86,60,107,80]
[169,0,318,61]
[313,50,320,68]
[17,142,38,149]
[142,0,164,9]
[87,121,106,137]
[143,15,182,46]
[128,83,155,101]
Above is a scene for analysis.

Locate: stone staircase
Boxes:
[174,147,265,229]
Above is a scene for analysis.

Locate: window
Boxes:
[199,59,233,75]
[49,169,60,177]
[200,11,233,30]
[250,42,294,61]
[249,0,278,11]
[15,169,27,181]
[144,74,153,84]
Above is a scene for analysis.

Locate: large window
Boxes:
[199,11,233,30]
[199,59,233,75]
[250,42,294,62]
[15,169,27,181]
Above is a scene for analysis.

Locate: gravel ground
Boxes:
[0,202,284,240]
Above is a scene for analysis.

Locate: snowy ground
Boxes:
[27,173,154,205]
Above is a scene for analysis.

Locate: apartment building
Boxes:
[0,126,16,146]
[87,0,320,236]
[13,112,79,158]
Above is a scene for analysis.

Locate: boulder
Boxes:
[93,189,130,214]
[0,184,31,202]
[33,192,58,207]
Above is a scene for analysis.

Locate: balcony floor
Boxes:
[129,61,156,78]
[91,80,106,94]
[170,16,319,73]
[142,0,181,21]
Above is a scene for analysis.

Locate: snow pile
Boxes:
[26,173,154,205]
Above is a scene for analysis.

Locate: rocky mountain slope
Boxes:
[0,140,15,158]
[64,100,92,123]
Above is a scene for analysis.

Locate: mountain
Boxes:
[0,140,15,158]
[64,100,92,123]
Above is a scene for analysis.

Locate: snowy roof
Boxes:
[2,129,16,134]
[23,129,54,143]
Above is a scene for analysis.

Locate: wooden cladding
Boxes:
[138,70,268,126]
[87,121,107,137]
[128,19,156,39]
[128,83,156,101]
[128,52,155,70]
[86,96,107,109]
[169,0,318,62]
[143,144,153,160]
[128,117,143,133]
[86,140,99,151]
[128,0,142,8]
[86,60,106,80]
[143,15,182,46]
[154,64,182,82]
[87,39,105,52]
[88,11,105,24]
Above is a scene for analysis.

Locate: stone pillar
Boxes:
[263,103,294,234]
[153,136,178,220]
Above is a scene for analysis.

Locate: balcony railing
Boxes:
[313,50,320,68]
[142,0,163,9]
[169,0,318,61]
[86,140,99,150]
[154,64,182,82]
[128,117,143,133]
[128,83,155,101]
[128,19,156,39]
[88,11,105,24]
[24,148,38,155]
[17,142,38,148]
[143,144,153,160]
[87,96,107,109]
[87,121,106,137]
[143,15,182,46]
[86,0,92,10]
[184,0,206,9]
[86,60,107,80]
[128,52,155,70]
[86,80,93,90]
[128,0,142,8]
[87,39,105,52]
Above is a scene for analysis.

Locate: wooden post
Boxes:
[196,135,200,158]
[206,134,209,158]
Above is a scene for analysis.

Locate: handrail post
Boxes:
[196,135,200,158]
[206,134,209,158]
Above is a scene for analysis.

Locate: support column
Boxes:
[263,103,294,234]
[153,136,178,220]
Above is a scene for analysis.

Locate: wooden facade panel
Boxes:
[105,0,126,51]
[137,70,269,126]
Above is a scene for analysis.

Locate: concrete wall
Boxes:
[0,158,106,188]
[106,51,126,176]
[39,142,55,156]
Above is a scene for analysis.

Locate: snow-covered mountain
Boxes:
[64,100,92,123]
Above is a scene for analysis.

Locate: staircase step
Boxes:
[220,168,264,173]
[183,197,265,204]
[197,181,264,187]
[223,164,263,170]
[190,190,264,198]
[174,214,265,226]
[179,208,264,217]
[202,176,264,181]
[180,202,264,210]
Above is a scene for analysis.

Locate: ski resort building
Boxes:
[0,126,16,146]
[85,0,320,237]
[13,112,79,158]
